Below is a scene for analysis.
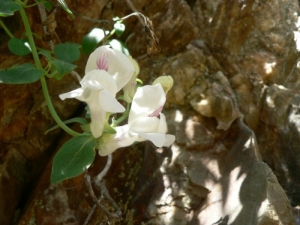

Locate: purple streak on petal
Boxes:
[96,51,109,71]
[148,105,164,117]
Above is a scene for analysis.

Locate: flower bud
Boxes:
[152,75,173,94]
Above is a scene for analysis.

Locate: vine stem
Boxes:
[0,19,14,38]
[17,0,80,137]
[112,103,130,127]
[22,0,30,6]
[40,77,80,136]
[24,3,39,8]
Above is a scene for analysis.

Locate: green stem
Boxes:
[18,1,80,137]
[32,32,43,40]
[40,76,80,136]
[0,19,14,38]
[22,0,30,6]
[25,3,39,8]
[17,1,41,68]
[36,46,53,54]
[112,103,130,127]
[107,29,115,38]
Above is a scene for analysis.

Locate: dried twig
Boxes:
[69,71,82,83]
[37,3,55,49]
[83,200,99,225]
[42,7,59,42]
[94,155,121,213]
[97,181,122,215]
[84,168,121,220]
[120,12,161,56]
[72,11,110,25]
[46,0,111,25]
[84,154,112,225]
[95,154,112,183]
[37,3,81,83]
[84,155,121,225]
[125,0,144,25]
[42,1,160,57]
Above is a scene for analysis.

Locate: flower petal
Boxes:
[59,88,84,100]
[85,45,109,72]
[129,84,166,124]
[88,100,106,138]
[97,125,138,156]
[99,89,125,113]
[85,46,134,91]
[136,132,166,147]
[157,113,175,146]
[163,134,175,147]
[129,115,174,147]
[81,70,118,94]
[80,76,103,90]
[130,117,160,133]
[157,113,168,133]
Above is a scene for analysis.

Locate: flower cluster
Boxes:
[60,46,175,156]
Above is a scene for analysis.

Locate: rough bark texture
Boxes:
[1,0,300,224]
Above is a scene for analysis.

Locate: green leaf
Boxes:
[45,117,88,135]
[0,63,43,84]
[51,134,96,183]
[0,0,21,17]
[109,39,130,56]
[35,0,52,11]
[57,0,74,19]
[51,59,77,80]
[54,42,80,63]
[114,22,125,37]
[8,38,31,56]
[38,50,52,60]
[82,28,105,54]
[39,50,78,79]
[44,1,53,11]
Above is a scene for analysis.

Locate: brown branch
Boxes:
[37,3,54,49]
[125,0,144,25]
[120,12,161,56]
[84,169,121,220]
[37,3,81,83]
[84,155,121,224]
[95,154,112,183]
[46,0,111,25]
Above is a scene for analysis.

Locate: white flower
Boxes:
[60,46,136,138]
[97,83,175,156]
[85,45,134,92]
[59,70,125,138]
